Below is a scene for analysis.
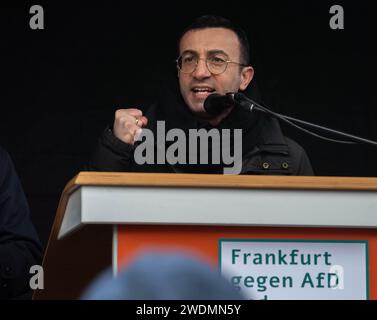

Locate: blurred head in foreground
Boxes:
[82,252,244,300]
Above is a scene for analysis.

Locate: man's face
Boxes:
[178,27,254,118]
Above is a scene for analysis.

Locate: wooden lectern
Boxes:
[34,172,377,299]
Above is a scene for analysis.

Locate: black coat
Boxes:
[88,78,314,176]
[0,147,42,299]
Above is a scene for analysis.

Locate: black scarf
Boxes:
[148,76,268,173]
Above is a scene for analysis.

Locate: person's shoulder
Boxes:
[283,136,310,164]
[283,136,314,175]
[284,136,307,155]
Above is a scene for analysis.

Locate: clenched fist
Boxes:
[113,109,148,145]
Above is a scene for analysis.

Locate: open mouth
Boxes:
[191,87,216,94]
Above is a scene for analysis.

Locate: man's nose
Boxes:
[192,58,211,79]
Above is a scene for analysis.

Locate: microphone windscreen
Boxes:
[203,93,235,116]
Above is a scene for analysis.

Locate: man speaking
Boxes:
[89,15,313,176]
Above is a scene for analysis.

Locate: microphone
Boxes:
[203,93,256,116]
[203,93,235,116]
[204,92,377,147]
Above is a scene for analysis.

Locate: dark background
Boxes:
[1,1,376,248]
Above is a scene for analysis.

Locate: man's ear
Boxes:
[239,66,254,91]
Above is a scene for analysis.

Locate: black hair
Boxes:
[178,15,250,65]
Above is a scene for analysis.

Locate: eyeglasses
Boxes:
[176,53,248,75]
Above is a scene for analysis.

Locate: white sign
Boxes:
[219,240,368,300]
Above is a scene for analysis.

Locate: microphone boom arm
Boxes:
[230,92,377,147]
